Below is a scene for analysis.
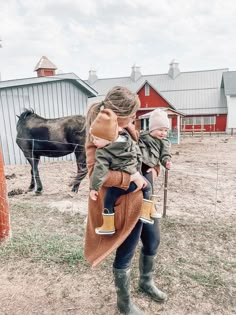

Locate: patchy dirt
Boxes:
[5,173,16,180]
[7,188,24,196]
[1,135,236,315]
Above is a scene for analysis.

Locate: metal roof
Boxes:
[85,68,228,115]
[161,88,227,115]
[222,71,236,96]
[0,72,97,98]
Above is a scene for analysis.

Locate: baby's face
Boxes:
[150,128,168,139]
[92,136,111,148]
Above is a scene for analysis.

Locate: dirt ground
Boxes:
[1,134,236,315]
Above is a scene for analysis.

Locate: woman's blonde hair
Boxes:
[86,86,140,138]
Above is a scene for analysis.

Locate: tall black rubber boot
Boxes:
[113,267,144,315]
[139,252,167,302]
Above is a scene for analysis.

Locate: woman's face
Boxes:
[117,114,136,128]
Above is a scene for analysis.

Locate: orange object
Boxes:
[0,150,10,240]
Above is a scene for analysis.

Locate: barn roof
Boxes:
[222,71,236,96]
[85,67,228,115]
[0,73,97,98]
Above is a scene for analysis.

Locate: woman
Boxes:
[84,86,167,315]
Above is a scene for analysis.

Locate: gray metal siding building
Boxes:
[0,73,97,165]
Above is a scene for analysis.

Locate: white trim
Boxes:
[144,83,150,96]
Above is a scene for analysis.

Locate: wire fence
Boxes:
[4,155,226,217]
[3,135,236,221]
[16,137,85,148]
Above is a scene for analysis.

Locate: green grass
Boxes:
[186,271,226,288]
[0,201,88,272]
[0,232,85,267]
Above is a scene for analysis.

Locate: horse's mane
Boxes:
[16,109,42,129]
[17,108,39,121]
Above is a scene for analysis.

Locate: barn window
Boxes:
[182,117,192,125]
[145,83,150,96]
[140,118,149,131]
[182,116,216,126]
[194,117,202,125]
[204,116,216,124]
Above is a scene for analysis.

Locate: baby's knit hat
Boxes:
[90,108,119,141]
[149,109,170,132]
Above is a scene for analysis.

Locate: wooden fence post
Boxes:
[163,169,169,217]
[0,149,10,241]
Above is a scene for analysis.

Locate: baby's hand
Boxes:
[90,190,98,201]
[166,161,172,170]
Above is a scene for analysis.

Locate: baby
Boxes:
[139,108,172,179]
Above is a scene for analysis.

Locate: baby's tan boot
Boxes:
[140,199,154,224]
[150,195,162,219]
[95,210,115,235]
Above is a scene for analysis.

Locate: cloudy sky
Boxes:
[0,0,235,81]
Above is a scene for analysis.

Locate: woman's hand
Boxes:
[90,190,98,201]
[130,172,147,192]
[146,168,159,180]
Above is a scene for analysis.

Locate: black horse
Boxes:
[16,109,87,194]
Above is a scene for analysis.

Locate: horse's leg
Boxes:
[26,157,35,191]
[32,156,43,194]
[72,150,88,193]
[27,156,43,194]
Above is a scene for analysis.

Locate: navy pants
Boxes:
[113,169,160,269]
[104,176,152,214]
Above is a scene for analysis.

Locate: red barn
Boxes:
[135,81,183,135]
[86,61,230,136]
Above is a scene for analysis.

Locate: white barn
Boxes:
[222,71,236,133]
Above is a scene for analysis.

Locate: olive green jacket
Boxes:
[139,131,171,168]
[90,133,142,191]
